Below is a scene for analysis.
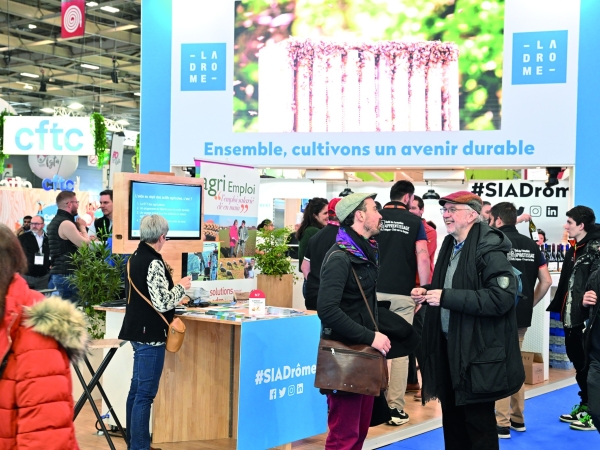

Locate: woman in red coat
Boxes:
[0,224,87,450]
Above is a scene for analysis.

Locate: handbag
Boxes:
[127,260,186,353]
[314,263,388,396]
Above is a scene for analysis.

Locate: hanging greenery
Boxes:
[131,132,140,172]
[90,112,109,168]
[0,110,14,174]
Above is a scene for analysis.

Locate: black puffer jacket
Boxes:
[584,269,600,362]
[548,225,600,327]
[421,222,524,406]
[317,246,379,346]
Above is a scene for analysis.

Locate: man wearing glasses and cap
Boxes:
[411,191,524,449]
[18,215,51,290]
[47,190,91,302]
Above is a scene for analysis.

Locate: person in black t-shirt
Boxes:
[490,202,552,438]
[375,181,430,426]
[301,198,341,310]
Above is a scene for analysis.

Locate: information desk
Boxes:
[98,307,327,449]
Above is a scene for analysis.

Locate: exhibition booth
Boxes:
[3,0,600,448]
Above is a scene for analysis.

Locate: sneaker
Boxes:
[570,414,597,431]
[510,420,526,432]
[497,426,511,439]
[387,408,410,426]
[560,404,589,423]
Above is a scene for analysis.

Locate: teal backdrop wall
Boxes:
[140,0,172,174]
[575,0,600,211]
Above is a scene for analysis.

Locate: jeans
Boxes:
[50,274,78,303]
[126,342,166,450]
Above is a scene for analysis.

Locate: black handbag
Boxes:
[314,266,389,396]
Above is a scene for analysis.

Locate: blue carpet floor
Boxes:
[382,384,598,449]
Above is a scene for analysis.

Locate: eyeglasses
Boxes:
[440,207,472,215]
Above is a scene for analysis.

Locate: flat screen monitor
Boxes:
[129,181,202,240]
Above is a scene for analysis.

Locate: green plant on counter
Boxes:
[68,233,126,339]
[131,133,140,172]
[254,226,294,277]
[0,110,14,173]
[90,112,109,168]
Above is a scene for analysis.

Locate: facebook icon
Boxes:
[181,43,226,91]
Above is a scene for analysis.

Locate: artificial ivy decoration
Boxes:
[90,112,109,168]
[131,132,140,172]
[0,110,14,173]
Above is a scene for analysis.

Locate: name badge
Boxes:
[35,253,44,265]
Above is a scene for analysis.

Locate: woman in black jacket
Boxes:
[119,215,191,450]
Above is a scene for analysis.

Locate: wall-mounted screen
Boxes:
[129,181,202,239]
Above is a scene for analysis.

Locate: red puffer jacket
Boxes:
[0,275,87,450]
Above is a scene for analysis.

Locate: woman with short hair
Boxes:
[119,215,192,450]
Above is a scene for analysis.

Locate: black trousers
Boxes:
[565,324,588,404]
[588,355,600,434]
[440,338,498,450]
[407,304,427,384]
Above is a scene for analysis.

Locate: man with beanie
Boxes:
[301,198,341,310]
[548,205,600,431]
[376,180,430,425]
[489,202,552,438]
[317,193,390,449]
[411,191,523,450]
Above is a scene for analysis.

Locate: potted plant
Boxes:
[253,226,295,307]
[68,236,126,339]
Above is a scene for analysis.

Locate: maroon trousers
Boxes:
[325,392,374,450]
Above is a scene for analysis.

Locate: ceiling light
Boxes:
[134,92,140,96]
[101,6,120,13]
[116,119,130,126]
[422,189,440,200]
[81,63,100,70]
[28,24,37,29]
[87,1,99,6]
[23,85,33,90]
[40,107,54,113]
[68,102,84,110]
[20,72,39,78]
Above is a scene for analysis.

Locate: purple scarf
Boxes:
[336,226,379,265]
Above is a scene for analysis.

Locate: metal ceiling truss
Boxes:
[0,0,141,129]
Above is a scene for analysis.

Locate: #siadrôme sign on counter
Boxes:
[3,116,94,156]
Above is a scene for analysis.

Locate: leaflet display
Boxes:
[129,181,202,239]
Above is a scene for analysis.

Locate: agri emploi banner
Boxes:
[162,0,580,168]
[193,160,259,280]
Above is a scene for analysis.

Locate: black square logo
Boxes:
[546,206,559,217]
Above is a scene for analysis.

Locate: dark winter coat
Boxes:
[584,269,600,362]
[421,222,524,406]
[548,225,600,328]
[317,246,379,346]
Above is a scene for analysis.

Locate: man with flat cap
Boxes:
[411,191,524,450]
[317,192,390,449]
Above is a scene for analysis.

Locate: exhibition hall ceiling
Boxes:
[0,0,141,130]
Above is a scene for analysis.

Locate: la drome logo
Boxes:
[512,30,568,85]
[181,43,226,91]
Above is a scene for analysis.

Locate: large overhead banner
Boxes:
[154,0,581,168]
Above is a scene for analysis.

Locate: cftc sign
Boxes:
[61,0,85,39]
[3,116,94,156]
